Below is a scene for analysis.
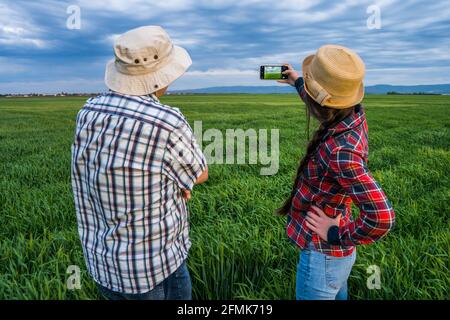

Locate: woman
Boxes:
[277,45,395,300]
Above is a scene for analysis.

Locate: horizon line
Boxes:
[2,83,450,96]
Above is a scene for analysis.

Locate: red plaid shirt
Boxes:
[287,83,395,257]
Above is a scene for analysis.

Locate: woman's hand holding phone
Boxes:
[277,63,300,86]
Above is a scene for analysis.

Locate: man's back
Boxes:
[71,91,206,294]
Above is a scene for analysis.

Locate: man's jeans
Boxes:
[296,244,356,300]
[97,261,192,300]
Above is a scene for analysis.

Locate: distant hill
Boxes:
[364,84,450,94]
[169,84,450,95]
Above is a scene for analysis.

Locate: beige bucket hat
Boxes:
[105,26,192,96]
[302,44,365,109]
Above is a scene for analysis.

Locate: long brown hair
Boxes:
[275,93,358,215]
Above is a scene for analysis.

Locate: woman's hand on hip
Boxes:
[277,63,300,86]
[305,205,341,242]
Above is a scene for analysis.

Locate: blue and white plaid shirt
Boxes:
[71,91,206,294]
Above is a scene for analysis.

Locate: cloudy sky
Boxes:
[1,0,450,93]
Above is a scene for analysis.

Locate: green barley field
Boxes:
[0,94,449,300]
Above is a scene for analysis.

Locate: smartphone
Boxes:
[260,65,288,80]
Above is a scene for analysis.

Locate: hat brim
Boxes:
[105,45,192,96]
[302,54,364,109]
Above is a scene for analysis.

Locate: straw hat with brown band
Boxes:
[302,45,365,109]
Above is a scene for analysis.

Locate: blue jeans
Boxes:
[97,261,192,300]
[296,244,356,300]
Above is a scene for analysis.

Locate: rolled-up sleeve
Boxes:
[163,118,207,191]
[328,148,395,246]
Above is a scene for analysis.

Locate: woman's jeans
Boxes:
[296,244,356,300]
[97,261,192,300]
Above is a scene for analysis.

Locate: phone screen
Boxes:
[260,65,288,80]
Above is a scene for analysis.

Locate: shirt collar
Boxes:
[108,89,160,102]
[149,93,160,102]
[327,105,365,136]
[138,93,160,102]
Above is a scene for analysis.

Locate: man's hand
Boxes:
[195,167,208,185]
[182,167,208,202]
[305,205,341,242]
[182,189,191,201]
[277,63,300,86]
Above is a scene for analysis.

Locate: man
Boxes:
[71,26,207,300]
